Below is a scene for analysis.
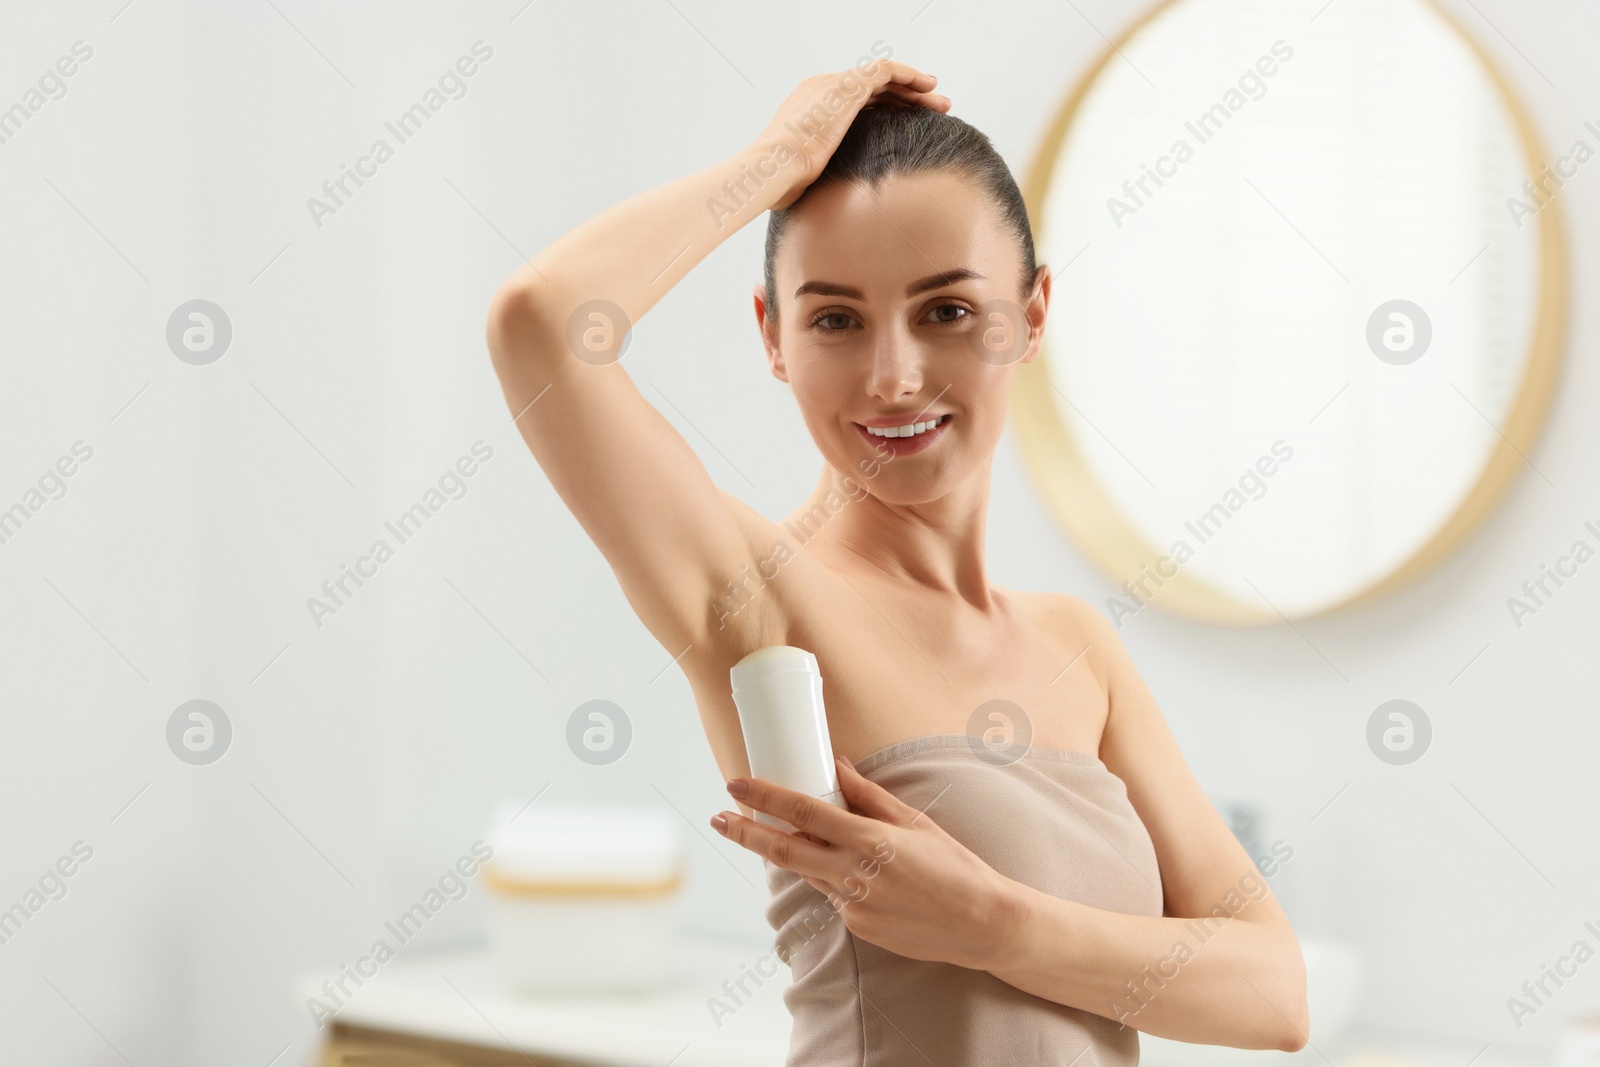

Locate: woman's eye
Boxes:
[926,304,971,326]
[808,305,970,331]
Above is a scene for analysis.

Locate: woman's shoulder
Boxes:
[1003,587,1111,637]
[1002,588,1137,683]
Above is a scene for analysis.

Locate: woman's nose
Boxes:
[867,326,924,402]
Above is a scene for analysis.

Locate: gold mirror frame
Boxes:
[1011,0,1569,625]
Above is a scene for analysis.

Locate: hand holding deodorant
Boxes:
[729,645,845,832]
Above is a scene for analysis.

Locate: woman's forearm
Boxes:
[491,60,942,353]
[983,879,1309,1051]
[497,141,785,334]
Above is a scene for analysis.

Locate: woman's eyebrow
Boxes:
[793,268,986,301]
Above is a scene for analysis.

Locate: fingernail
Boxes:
[710,813,728,833]
[838,755,855,770]
[726,778,750,799]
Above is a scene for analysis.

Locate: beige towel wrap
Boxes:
[763,733,1165,1066]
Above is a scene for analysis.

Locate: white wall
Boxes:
[0,0,1595,1063]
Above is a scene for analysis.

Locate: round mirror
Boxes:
[1013,0,1566,624]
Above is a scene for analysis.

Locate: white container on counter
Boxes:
[1559,1013,1600,1067]
[480,803,684,994]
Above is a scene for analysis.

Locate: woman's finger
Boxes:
[862,62,944,110]
[726,774,864,844]
[806,874,866,914]
[872,60,937,94]
[752,61,946,210]
[866,76,941,100]
[712,810,839,879]
[868,83,950,111]
[835,756,922,824]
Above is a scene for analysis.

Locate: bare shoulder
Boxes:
[1017,591,1155,716]
[1007,589,1129,680]
[1018,599,1296,952]
[1005,588,1176,766]
[1014,595,1195,832]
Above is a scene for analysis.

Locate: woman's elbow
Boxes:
[1270,941,1310,1051]
[1283,997,1311,1052]
[485,280,556,375]
[1234,926,1309,1051]
[1243,996,1307,1053]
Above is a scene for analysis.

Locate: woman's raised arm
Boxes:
[484,60,947,655]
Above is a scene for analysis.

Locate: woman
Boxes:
[486,58,1308,1066]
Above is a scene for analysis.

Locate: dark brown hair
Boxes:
[762,104,1039,325]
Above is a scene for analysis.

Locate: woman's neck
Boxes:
[787,464,998,610]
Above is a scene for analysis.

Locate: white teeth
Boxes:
[866,415,944,438]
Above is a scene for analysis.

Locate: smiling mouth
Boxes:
[854,413,951,454]
[859,413,950,438]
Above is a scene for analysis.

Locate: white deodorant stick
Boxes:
[729,645,845,832]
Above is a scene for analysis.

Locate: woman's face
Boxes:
[756,170,1049,506]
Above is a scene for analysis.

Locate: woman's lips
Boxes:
[854,414,951,456]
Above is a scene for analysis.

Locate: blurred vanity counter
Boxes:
[296,937,791,1067]
[297,938,1555,1067]
[1141,1030,1552,1067]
